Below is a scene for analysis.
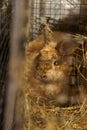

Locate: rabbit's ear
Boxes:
[43,23,57,47]
[56,34,82,56]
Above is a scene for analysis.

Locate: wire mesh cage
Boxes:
[0,0,10,129]
[27,0,87,88]
[0,0,87,130]
[28,0,87,39]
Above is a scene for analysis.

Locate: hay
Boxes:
[23,89,87,130]
[22,78,87,130]
[73,34,87,82]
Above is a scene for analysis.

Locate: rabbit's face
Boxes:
[33,24,82,83]
[35,45,72,82]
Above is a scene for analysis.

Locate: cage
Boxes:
[0,0,10,129]
[0,0,87,130]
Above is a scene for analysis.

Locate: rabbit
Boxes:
[25,24,82,107]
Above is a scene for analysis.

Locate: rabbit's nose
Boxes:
[41,75,47,79]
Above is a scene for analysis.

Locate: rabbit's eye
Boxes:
[54,60,60,66]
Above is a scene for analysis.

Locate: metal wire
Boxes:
[0,4,10,129]
[30,0,87,39]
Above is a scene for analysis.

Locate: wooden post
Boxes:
[3,0,28,130]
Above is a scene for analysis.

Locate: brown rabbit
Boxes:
[25,24,82,107]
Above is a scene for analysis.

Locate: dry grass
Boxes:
[22,90,87,130]
[73,34,87,82]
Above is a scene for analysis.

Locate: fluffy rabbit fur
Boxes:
[25,24,82,106]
